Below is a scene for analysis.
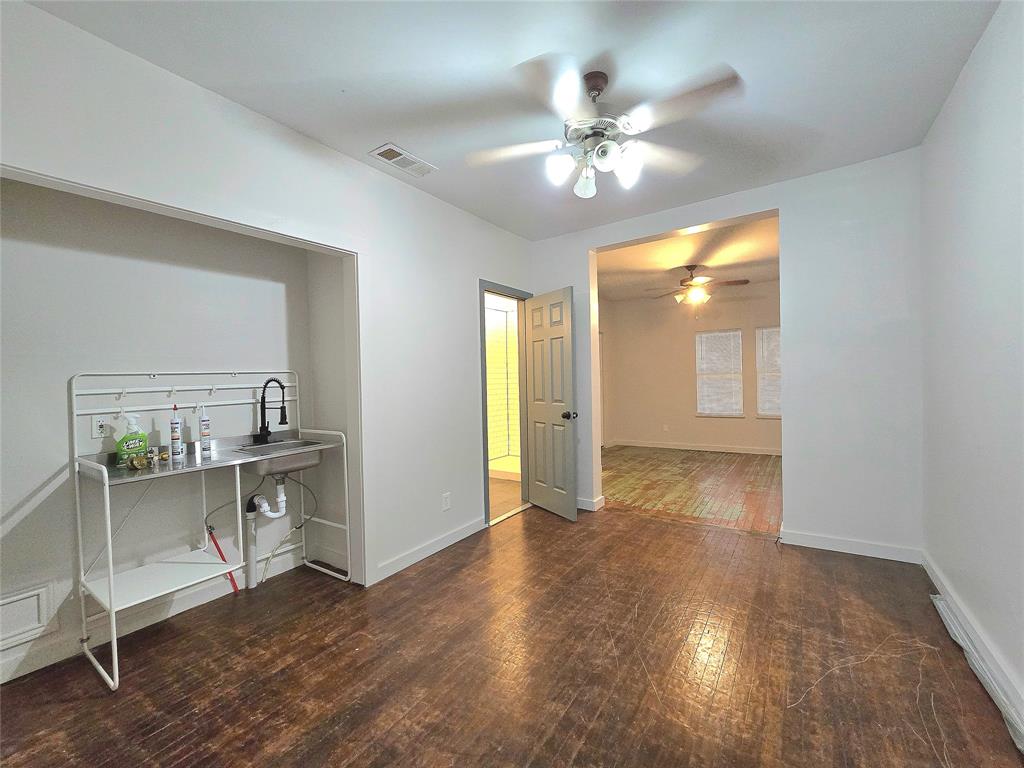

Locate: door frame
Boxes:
[479,279,533,525]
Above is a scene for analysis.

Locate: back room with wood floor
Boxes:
[598,211,783,536]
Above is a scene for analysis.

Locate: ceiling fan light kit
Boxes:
[468,59,741,201]
[560,73,648,198]
[676,285,711,305]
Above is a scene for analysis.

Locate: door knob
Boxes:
[561,410,572,420]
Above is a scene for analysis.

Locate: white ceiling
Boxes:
[34,1,996,241]
[598,213,778,301]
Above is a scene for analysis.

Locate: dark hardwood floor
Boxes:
[2,508,1020,767]
[603,447,782,535]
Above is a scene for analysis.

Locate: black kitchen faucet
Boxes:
[253,377,288,444]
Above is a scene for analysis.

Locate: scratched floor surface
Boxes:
[2,508,1019,767]
[602,446,783,535]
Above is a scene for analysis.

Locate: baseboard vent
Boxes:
[931,594,1024,753]
[369,143,436,178]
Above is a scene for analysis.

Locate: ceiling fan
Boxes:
[466,55,742,199]
[649,264,750,304]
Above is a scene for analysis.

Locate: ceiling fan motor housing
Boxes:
[565,116,623,147]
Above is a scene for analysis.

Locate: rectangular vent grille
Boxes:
[369,143,436,178]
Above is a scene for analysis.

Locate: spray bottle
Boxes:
[115,413,149,467]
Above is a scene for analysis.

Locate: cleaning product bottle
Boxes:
[170,404,184,461]
[199,404,212,456]
[115,413,149,468]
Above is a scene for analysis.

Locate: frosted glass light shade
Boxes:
[573,166,597,199]
[614,141,643,190]
[545,153,576,186]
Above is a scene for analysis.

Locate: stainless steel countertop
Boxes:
[76,431,340,486]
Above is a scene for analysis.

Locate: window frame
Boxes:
[695,328,745,418]
[755,325,782,419]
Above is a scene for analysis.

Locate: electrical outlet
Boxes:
[92,415,109,439]
[441,491,452,511]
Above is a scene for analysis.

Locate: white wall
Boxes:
[530,148,924,562]
[0,3,531,592]
[306,250,364,578]
[600,281,782,454]
[1,179,341,679]
[920,1,1023,740]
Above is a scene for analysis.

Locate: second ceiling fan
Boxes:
[649,264,750,305]
[467,55,742,199]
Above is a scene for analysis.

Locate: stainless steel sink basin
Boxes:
[238,440,329,476]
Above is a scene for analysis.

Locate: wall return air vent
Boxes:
[369,143,436,178]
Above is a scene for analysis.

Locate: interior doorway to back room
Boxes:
[596,210,783,536]
[483,289,529,523]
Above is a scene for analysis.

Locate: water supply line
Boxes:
[207,527,239,593]
[260,475,319,585]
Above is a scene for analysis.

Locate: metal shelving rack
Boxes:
[69,370,351,691]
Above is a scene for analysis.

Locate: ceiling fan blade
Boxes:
[648,289,684,299]
[634,141,702,175]
[466,139,564,167]
[715,279,751,287]
[621,65,742,134]
[515,54,596,122]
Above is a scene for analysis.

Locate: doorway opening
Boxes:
[480,283,531,525]
[596,210,782,536]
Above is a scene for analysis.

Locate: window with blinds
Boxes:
[696,329,743,416]
[756,326,782,417]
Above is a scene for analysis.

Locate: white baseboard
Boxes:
[0,545,305,684]
[372,518,486,585]
[923,553,1024,752]
[605,439,781,456]
[779,527,922,564]
[577,495,606,511]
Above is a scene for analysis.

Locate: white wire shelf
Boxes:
[83,549,236,613]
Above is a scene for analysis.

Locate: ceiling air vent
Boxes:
[369,143,436,178]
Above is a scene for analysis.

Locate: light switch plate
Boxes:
[441,491,452,511]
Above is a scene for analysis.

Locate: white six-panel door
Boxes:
[525,287,577,521]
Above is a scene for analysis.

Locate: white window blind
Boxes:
[696,330,743,416]
[756,326,782,417]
